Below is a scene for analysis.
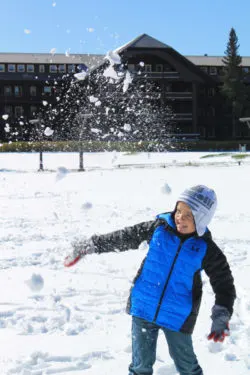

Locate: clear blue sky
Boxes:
[2,0,250,56]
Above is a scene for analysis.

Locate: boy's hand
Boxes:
[64,238,95,267]
[207,323,230,342]
[207,305,230,343]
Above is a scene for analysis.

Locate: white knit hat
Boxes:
[178,185,217,236]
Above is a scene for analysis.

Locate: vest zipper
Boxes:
[153,239,184,322]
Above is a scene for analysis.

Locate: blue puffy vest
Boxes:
[130,213,208,332]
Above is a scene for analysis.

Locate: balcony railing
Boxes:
[133,71,180,79]
[172,113,193,121]
[165,92,192,99]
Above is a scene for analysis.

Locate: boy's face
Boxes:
[174,201,196,235]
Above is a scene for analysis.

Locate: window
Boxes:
[43,86,52,94]
[165,83,172,92]
[58,64,65,73]
[30,86,37,96]
[198,126,206,137]
[144,64,152,72]
[14,86,23,97]
[30,105,37,115]
[50,65,57,73]
[4,85,12,96]
[209,67,217,75]
[207,127,215,138]
[15,106,24,117]
[4,105,12,115]
[27,64,34,73]
[242,67,249,73]
[8,64,16,72]
[39,64,45,73]
[67,64,75,73]
[164,64,171,71]
[17,64,25,72]
[200,66,208,73]
[127,64,135,72]
[156,64,163,72]
[208,88,215,96]
[0,64,5,72]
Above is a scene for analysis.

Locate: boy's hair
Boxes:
[178,185,217,236]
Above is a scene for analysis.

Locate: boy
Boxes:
[65,185,236,375]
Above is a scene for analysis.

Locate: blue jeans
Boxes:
[129,316,203,375]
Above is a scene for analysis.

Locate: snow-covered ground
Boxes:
[1,151,250,374]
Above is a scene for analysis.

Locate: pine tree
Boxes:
[221,27,247,136]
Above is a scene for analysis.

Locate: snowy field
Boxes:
[1,151,250,375]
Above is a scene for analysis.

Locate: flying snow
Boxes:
[123,71,133,93]
[105,50,121,66]
[2,114,9,120]
[124,123,131,132]
[65,49,71,57]
[50,48,57,55]
[89,96,99,103]
[24,29,31,34]
[55,166,69,181]
[81,201,93,210]
[44,127,54,137]
[4,124,10,133]
[103,65,120,80]
[161,183,172,195]
[25,273,44,292]
[86,28,95,32]
[74,71,87,81]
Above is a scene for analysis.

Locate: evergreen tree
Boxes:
[221,27,248,136]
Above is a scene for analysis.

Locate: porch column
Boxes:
[192,83,198,133]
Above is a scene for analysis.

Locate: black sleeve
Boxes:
[91,219,160,254]
[202,239,236,315]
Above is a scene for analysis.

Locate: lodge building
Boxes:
[1,33,250,142]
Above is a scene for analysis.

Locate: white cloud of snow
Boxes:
[44,127,54,136]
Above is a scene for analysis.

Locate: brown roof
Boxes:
[0,52,104,68]
[186,55,250,67]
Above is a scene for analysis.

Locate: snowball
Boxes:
[74,71,87,81]
[44,127,54,136]
[56,166,68,181]
[26,274,44,292]
[103,65,119,80]
[50,48,57,55]
[81,202,93,210]
[124,123,131,132]
[2,114,9,120]
[89,96,99,103]
[91,128,101,134]
[123,71,133,93]
[161,183,172,195]
[4,124,10,133]
[95,100,101,107]
[42,101,48,106]
[139,61,145,67]
[105,50,121,66]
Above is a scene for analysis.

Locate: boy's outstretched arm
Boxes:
[203,239,236,342]
[64,219,158,267]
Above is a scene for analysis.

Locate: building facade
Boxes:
[1,34,250,142]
